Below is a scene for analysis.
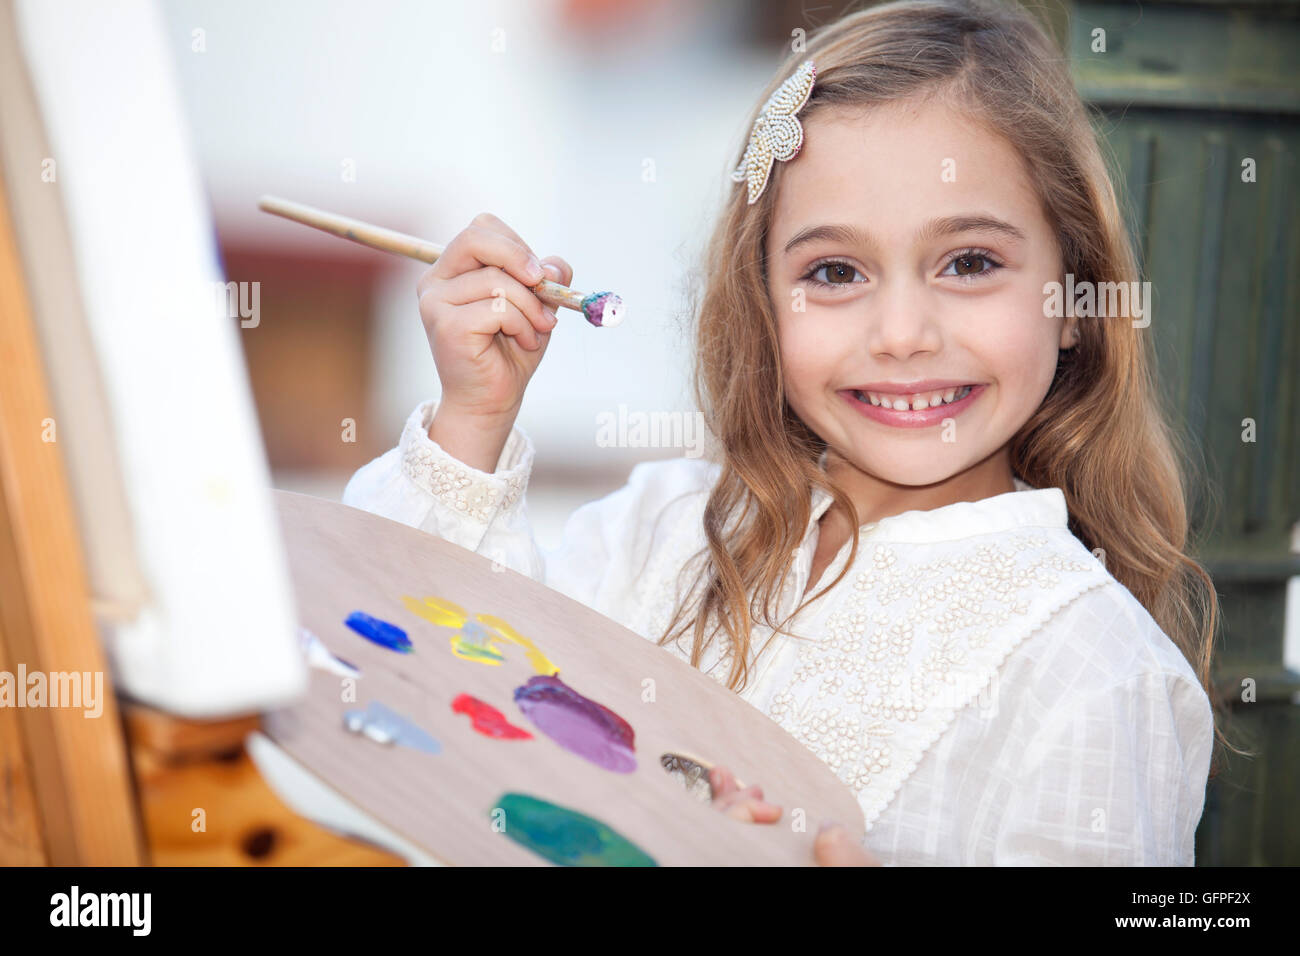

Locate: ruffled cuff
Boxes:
[399,399,533,524]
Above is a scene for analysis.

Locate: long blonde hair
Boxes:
[658,0,1241,775]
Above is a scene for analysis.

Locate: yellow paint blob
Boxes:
[475,614,559,676]
[401,596,558,674]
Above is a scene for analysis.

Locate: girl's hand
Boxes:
[814,823,881,867]
[708,765,882,866]
[416,213,571,467]
[709,766,782,823]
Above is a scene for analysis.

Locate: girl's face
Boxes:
[766,96,1072,491]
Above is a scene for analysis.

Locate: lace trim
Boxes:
[398,400,533,523]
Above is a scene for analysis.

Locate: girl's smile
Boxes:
[841,381,986,428]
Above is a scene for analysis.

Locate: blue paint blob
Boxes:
[345,610,413,653]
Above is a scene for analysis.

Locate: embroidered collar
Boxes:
[808,449,1067,544]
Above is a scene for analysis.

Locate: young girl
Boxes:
[344,0,1227,866]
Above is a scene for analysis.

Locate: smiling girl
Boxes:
[344,0,1228,865]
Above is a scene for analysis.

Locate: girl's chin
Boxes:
[828,453,975,488]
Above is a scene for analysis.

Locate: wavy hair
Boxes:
[657,0,1241,775]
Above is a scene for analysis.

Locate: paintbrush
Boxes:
[257,195,625,328]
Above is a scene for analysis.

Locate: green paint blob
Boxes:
[493,792,657,867]
[452,638,506,664]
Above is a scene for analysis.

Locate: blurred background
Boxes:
[164,0,778,543]
[158,0,1298,864]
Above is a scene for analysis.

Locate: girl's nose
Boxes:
[865,280,944,361]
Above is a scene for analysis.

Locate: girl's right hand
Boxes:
[416,212,571,428]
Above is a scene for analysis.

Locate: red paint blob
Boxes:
[452,693,533,740]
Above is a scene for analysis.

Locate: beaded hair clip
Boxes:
[729,59,817,205]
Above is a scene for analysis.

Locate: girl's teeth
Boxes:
[859,385,974,411]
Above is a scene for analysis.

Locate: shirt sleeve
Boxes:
[340,397,715,632]
[993,670,1214,866]
[342,398,543,573]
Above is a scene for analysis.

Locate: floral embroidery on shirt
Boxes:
[399,403,529,523]
[761,535,1107,830]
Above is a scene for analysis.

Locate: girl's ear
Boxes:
[1059,323,1079,349]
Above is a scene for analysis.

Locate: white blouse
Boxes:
[342,398,1215,866]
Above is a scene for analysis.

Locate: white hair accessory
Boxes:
[730,59,817,205]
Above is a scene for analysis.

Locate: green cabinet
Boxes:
[1055,0,1300,865]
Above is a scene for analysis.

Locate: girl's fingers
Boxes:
[723,798,783,824]
[538,254,573,288]
[727,784,763,804]
[709,767,782,824]
[814,825,881,867]
[426,217,545,292]
[466,212,535,261]
[490,306,544,352]
[436,301,541,353]
[710,768,766,804]
[437,267,555,337]
[709,766,738,800]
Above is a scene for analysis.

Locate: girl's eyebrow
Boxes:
[918,214,1027,244]
[782,214,1027,257]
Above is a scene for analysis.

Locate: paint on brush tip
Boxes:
[344,700,441,756]
[345,610,413,653]
[493,792,656,867]
[513,675,635,772]
[452,694,533,740]
[580,291,624,328]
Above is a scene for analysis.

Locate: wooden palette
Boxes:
[263,490,865,865]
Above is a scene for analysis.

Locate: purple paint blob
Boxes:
[513,675,636,773]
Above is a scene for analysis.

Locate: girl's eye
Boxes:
[802,260,865,287]
[940,249,1003,280]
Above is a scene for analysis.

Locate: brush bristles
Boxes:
[580,292,625,328]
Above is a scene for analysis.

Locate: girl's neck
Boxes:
[821,444,1017,531]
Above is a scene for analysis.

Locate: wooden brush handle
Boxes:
[259,195,445,263]
[257,195,587,313]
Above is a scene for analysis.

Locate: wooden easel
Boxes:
[0,114,401,869]
[0,153,140,865]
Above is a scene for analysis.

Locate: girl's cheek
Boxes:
[958,289,1056,352]
[780,348,824,400]
[779,309,843,365]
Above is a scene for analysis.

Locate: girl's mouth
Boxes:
[841,384,986,428]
